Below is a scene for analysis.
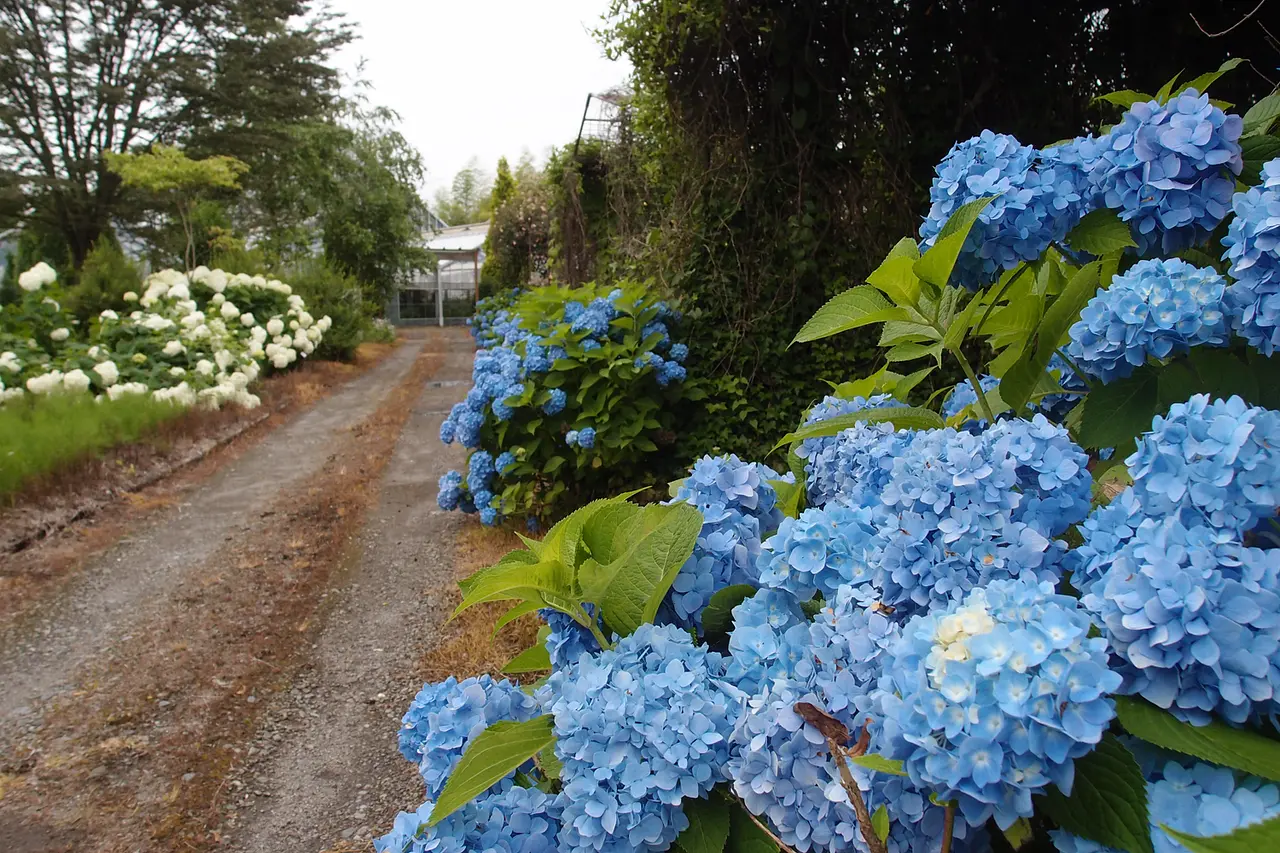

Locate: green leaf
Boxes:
[879,320,942,346]
[1094,90,1152,109]
[871,805,890,843]
[727,797,780,853]
[1243,93,1280,136]
[1077,367,1160,452]
[1178,58,1245,99]
[700,585,759,636]
[674,795,731,853]
[514,532,543,556]
[543,455,566,475]
[942,293,982,352]
[867,256,922,308]
[668,477,688,498]
[1003,818,1034,850]
[914,197,996,288]
[772,406,945,453]
[1066,209,1138,255]
[791,286,907,345]
[1116,696,1280,782]
[582,500,644,565]
[598,503,704,636]
[1037,733,1153,853]
[850,754,908,776]
[769,478,804,520]
[892,366,935,399]
[428,715,556,825]
[885,342,942,365]
[536,745,562,781]
[1161,815,1280,853]
[451,559,574,618]
[502,639,551,673]
[1155,70,1183,104]
[544,498,616,572]
[884,235,921,262]
[492,600,542,637]
[460,548,539,595]
[1241,133,1280,184]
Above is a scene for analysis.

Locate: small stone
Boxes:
[88,765,107,780]
[182,772,196,782]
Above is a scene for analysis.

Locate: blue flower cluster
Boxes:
[878,577,1122,829]
[920,130,1090,289]
[541,605,601,671]
[757,504,879,601]
[1050,756,1280,853]
[1222,158,1280,354]
[724,589,815,695]
[942,374,1001,429]
[565,426,596,449]
[396,675,542,800]
[1090,90,1243,255]
[1066,258,1230,383]
[374,785,562,853]
[796,394,905,508]
[544,624,737,853]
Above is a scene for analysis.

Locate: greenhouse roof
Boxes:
[425,221,488,255]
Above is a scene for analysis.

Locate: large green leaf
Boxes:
[914,196,995,288]
[581,500,644,565]
[1116,697,1280,781]
[850,754,908,776]
[885,342,942,365]
[674,795,732,853]
[429,715,556,825]
[492,600,542,637]
[1177,58,1245,100]
[791,286,907,345]
[1243,93,1280,136]
[769,478,804,520]
[727,798,780,853]
[700,584,759,636]
[1077,367,1160,452]
[459,548,539,595]
[597,502,704,636]
[542,497,615,570]
[502,636,552,673]
[1037,734,1153,853]
[1242,134,1280,184]
[1066,209,1138,256]
[866,256,922,308]
[1094,90,1152,109]
[1162,816,1280,853]
[772,406,944,453]
[942,293,982,351]
[451,558,574,618]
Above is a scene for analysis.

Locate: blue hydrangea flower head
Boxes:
[920,130,1090,289]
[565,429,579,447]
[396,675,543,800]
[436,470,463,511]
[491,398,513,421]
[438,417,455,444]
[546,624,736,853]
[657,360,687,386]
[669,343,689,363]
[796,395,904,508]
[1221,181,1280,354]
[1127,394,1280,534]
[374,786,563,853]
[577,426,596,449]
[942,374,1001,430]
[467,450,495,494]
[986,414,1092,537]
[1081,515,1280,725]
[676,454,786,534]
[725,588,814,695]
[495,451,516,474]
[580,338,601,351]
[543,387,567,415]
[1091,90,1243,255]
[1066,258,1230,383]
[1264,157,1280,190]
[541,606,601,670]
[878,577,1122,830]
[641,321,670,350]
[758,504,880,602]
[479,506,498,526]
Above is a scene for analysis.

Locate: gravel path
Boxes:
[222,341,473,853]
[0,335,428,737]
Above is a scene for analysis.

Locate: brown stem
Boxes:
[941,803,956,853]
[744,808,800,853]
[826,737,888,853]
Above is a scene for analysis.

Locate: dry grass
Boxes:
[416,524,542,684]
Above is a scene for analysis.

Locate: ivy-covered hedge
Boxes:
[437,282,701,527]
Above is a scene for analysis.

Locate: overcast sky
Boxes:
[328,0,632,198]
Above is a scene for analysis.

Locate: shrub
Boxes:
[285,257,371,361]
[437,282,699,526]
[64,236,142,324]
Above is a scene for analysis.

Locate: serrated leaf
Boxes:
[1241,133,1280,185]
[536,744,562,780]
[460,548,539,594]
[892,366,935,399]
[674,795,731,853]
[1116,696,1280,781]
[544,498,616,572]
[597,503,703,636]
[772,406,945,453]
[791,286,907,345]
[429,715,556,825]
[942,294,982,351]
[880,320,941,346]
[867,256,922,308]
[1155,70,1183,104]
[582,501,644,566]
[914,197,996,288]
[493,600,541,637]
[1077,367,1160,452]
[451,559,573,619]
[850,754,908,776]
[1161,815,1280,853]
[1066,209,1138,256]
[1177,58,1245,100]
[885,342,942,365]
[1095,89,1152,109]
[700,585,759,636]
[871,805,890,843]
[1243,94,1280,136]
[502,639,551,673]
[1037,734,1153,853]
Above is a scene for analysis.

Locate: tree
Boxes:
[0,0,349,265]
[105,144,248,270]
[432,158,491,225]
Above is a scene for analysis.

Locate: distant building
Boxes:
[388,220,487,325]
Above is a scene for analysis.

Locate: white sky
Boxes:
[328,0,631,198]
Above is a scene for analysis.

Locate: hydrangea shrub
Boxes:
[375,68,1280,853]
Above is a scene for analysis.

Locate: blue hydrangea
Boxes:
[942,374,1001,429]
[757,504,880,601]
[436,470,463,511]
[455,408,484,448]
[565,429,579,447]
[541,606,601,670]
[472,488,493,508]
[1265,158,1280,190]
[374,786,562,853]
[1051,757,1280,853]
[1091,90,1243,255]
[878,577,1122,830]
[546,624,736,853]
[524,342,552,374]
[467,451,495,494]
[987,415,1093,537]
[796,395,904,508]
[675,454,787,535]
[571,306,611,337]
[1081,515,1280,725]
[657,361,686,386]
[641,321,670,350]
[1222,179,1280,354]
[920,130,1090,290]
[669,343,688,363]
[1066,258,1230,383]
[1066,487,1146,589]
[808,585,903,719]
[479,507,499,526]
[543,388,567,415]
[1126,394,1280,535]
[438,418,455,444]
[580,338,601,351]
[1038,352,1089,422]
[635,351,661,370]
[396,675,543,800]
[495,451,516,474]
[577,426,596,449]
[492,398,513,421]
[725,589,815,695]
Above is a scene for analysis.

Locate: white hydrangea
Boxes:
[123,291,138,302]
[266,318,285,336]
[50,327,70,342]
[62,369,91,393]
[220,301,239,320]
[163,340,185,356]
[196,359,215,377]
[18,261,57,292]
[169,366,185,377]
[0,352,19,373]
[92,361,120,387]
[100,309,119,322]
[25,371,61,395]
[0,386,25,404]
[239,312,255,327]
[107,382,148,400]
[141,314,174,331]
[211,292,226,306]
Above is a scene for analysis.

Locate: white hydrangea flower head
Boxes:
[18,261,57,292]
[168,366,185,377]
[92,361,119,387]
[0,352,21,373]
[163,340,185,356]
[239,312,255,327]
[123,291,138,302]
[196,359,215,377]
[26,371,63,394]
[266,318,284,336]
[62,369,91,393]
[100,309,119,321]
[50,327,70,342]
[107,382,148,400]
[211,292,226,306]
[220,301,239,320]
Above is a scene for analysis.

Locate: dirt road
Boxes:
[0,327,481,853]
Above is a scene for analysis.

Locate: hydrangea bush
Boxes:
[375,68,1280,853]
[437,281,700,527]
[0,263,330,409]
